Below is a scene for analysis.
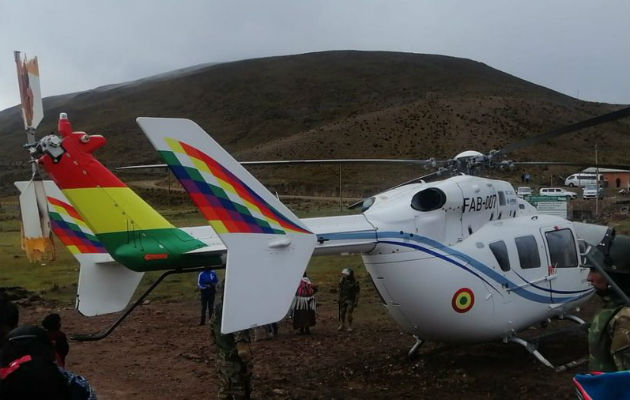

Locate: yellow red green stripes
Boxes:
[61,187,173,234]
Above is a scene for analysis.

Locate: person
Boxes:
[255,323,279,341]
[524,172,531,183]
[198,269,218,325]
[291,274,317,334]
[0,325,97,399]
[265,323,278,338]
[210,280,252,400]
[42,313,69,368]
[338,267,360,332]
[586,253,629,371]
[0,296,18,343]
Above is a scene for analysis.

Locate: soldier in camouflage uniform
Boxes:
[338,267,360,332]
[586,266,630,371]
[209,281,252,400]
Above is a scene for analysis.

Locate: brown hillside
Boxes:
[0,51,627,195]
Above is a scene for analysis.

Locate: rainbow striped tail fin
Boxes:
[137,118,316,333]
[15,180,143,316]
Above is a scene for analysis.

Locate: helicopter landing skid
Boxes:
[508,333,588,372]
[407,335,425,359]
[557,313,586,325]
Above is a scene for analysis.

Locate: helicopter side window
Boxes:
[411,188,446,212]
[514,235,541,269]
[545,229,578,268]
[498,191,506,206]
[489,241,510,272]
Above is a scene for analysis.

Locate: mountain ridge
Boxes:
[1,50,627,194]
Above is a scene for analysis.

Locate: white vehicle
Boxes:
[516,186,532,198]
[564,173,603,188]
[582,184,604,200]
[539,187,577,199]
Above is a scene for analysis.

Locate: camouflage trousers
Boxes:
[215,356,252,400]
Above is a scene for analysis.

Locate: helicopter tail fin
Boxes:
[36,114,213,271]
[15,180,144,316]
[137,117,316,333]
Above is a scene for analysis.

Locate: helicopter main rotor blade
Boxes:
[512,161,629,170]
[242,158,437,166]
[496,106,630,157]
[116,158,437,170]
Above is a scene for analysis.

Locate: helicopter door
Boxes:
[512,233,552,303]
[539,226,588,304]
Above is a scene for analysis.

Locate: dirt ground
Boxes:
[14,291,602,400]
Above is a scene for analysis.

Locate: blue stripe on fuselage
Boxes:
[316,230,592,304]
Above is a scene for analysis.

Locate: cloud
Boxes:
[0,0,628,112]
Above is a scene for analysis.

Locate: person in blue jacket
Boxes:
[198,270,218,326]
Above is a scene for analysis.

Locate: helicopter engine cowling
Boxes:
[364,175,520,247]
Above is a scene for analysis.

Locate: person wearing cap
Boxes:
[210,279,252,399]
[587,268,630,371]
[585,233,630,372]
[338,267,360,332]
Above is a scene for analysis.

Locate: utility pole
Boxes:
[595,143,599,217]
[339,164,343,212]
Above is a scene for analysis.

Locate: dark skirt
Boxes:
[292,309,316,329]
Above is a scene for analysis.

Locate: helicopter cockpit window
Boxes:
[489,241,510,272]
[498,191,506,206]
[411,188,446,212]
[515,235,541,269]
[545,229,578,268]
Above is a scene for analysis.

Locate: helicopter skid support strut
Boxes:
[508,336,554,369]
[407,335,425,359]
[70,266,214,342]
[558,313,585,325]
[508,334,588,372]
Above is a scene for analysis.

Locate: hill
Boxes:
[0,51,627,195]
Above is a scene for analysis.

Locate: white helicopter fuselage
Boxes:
[308,175,593,343]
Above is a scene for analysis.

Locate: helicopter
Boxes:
[12,53,630,369]
[19,108,629,368]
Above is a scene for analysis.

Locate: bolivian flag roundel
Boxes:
[451,288,475,313]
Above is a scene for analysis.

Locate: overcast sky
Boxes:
[0,0,628,112]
